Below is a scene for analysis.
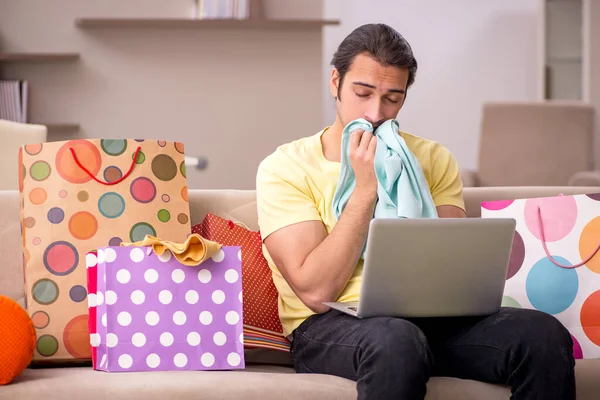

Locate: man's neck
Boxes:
[321,118,344,163]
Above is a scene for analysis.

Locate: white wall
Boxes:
[323,0,540,172]
[0,0,325,190]
[583,0,600,167]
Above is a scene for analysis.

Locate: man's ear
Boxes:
[330,68,340,99]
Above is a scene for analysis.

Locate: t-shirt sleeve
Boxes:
[256,154,322,239]
[428,143,466,211]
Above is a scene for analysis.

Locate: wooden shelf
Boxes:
[37,123,80,133]
[74,18,340,29]
[0,53,80,63]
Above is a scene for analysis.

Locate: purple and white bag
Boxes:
[87,245,245,372]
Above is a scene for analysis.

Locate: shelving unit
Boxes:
[74,0,338,30]
[0,53,80,63]
[74,17,340,29]
[538,0,584,100]
[40,123,80,132]
[0,52,80,135]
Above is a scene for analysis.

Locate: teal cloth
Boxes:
[332,118,438,257]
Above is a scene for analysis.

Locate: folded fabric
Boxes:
[121,234,222,266]
[332,118,438,256]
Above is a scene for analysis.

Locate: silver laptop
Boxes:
[323,217,516,318]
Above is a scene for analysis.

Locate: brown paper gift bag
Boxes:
[19,139,191,363]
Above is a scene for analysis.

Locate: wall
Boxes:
[322,0,540,172]
[583,0,600,168]
[0,0,325,190]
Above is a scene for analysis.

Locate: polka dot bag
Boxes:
[19,140,192,363]
[86,246,245,372]
[481,193,600,359]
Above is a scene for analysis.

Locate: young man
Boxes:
[255,23,575,400]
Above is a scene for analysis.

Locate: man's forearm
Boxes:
[298,190,377,309]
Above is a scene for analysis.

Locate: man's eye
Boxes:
[355,93,369,98]
[387,98,399,104]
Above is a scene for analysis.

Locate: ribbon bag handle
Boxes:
[537,206,600,268]
[69,146,142,186]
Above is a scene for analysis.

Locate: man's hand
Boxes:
[349,130,378,197]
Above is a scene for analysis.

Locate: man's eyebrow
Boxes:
[352,81,405,94]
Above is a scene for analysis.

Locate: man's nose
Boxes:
[364,100,384,126]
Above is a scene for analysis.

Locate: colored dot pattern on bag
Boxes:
[29,188,47,205]
[104,166,123,183]
[152,155,178,181]
[37,335,59,357]
[32,279,59,305]
[98,192,126,218]
[69,212,98,240]
[130,222,156,242]
[581,290,600,346]
[31,311,50,329]
[43,241,78,276]
[69,285,87,303]
[25,143,43,155]
[482,193,600,359]
[133,151,146,164]
[579,217,600,274]
[524,196,578,242]
[47,207,64,224]
[30,161,51,181]
[526,256,578,314]
[20,139,190,361]
[507,231,525,280]
[158,210,170,222]
[130,177,156,203]
[101,139,127,156]
[55,140,102,184]
[63,314,91,359]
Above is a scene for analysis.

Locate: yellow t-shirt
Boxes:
[256,127,465,338]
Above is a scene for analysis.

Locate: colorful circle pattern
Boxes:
[43,241,79,276]
[101,139,127,156]
[526,256,578,315]
[579,217,600,274]
[98,192,125,219]
[152,155,177,181]
[507,231,525,280]
[104,166,123,183]
[130,177,156,204]
[32,278,60,305]
[24,139,191,358]
[47,208,65,224]
[31,311,50,329]
[524,196,577,242]
[37,335,59,357]
[63,315,91,359]
[130,223,157,242]
[56,140,102,184]
[30,161,51,181]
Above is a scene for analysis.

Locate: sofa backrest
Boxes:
[477,102,595,186]
[2,186,600,306]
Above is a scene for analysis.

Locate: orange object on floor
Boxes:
[0,296,36,385]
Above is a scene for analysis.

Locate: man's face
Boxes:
[330,53,409,130]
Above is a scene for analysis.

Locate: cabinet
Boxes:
[538,0,584,100]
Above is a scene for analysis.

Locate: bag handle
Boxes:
[537,205,600,268]
[69,146,142,186]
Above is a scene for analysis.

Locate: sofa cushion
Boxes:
[194,213,290,353]
[6,360,600,400]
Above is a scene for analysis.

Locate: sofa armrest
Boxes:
[569,171,600,187]
[460,169,479,187]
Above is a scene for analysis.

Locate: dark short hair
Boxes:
[331,23,418,98]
